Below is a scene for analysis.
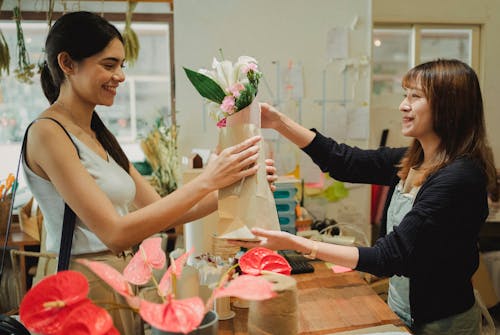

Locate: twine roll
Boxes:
[212,236,240,260]
[248,272,298,335]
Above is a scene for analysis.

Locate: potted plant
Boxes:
[18,238,291,335]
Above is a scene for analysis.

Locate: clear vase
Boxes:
[151,310,218,335]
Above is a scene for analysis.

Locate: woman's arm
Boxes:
[233,228,359,269]
[27,120,262,253]
[260,103,315,148]
[130,156,279,227]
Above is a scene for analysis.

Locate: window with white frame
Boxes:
[370,24,480,148]
[0,21,171,144]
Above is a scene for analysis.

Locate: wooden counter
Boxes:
[219,262,405,334]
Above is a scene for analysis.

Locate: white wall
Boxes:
[174,0,372,155]
[174,0,373,232]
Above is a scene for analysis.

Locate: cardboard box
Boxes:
[18,197,42,241]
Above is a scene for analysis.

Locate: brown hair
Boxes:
[397,59,497,194]
[40,11,130,172]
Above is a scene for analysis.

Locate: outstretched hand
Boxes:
[260,103,283,130]
[200,135,261,192]
[229,227,297,251]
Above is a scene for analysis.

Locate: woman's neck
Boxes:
[53,99,96,139]
[418,134,442,168]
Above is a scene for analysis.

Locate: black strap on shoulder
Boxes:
[35,118,80,272]
[0,117,80,281]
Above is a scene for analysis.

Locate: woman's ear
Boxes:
[57,52,75,75]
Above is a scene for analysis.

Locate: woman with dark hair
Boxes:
[23,11,274,334]
[234,59,497,334]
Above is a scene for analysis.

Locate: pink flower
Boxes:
[242,62,258,74]
[76,259,134,298]
[139,297,205,334]
[220,95,235,114]
[158,248,193,297]
[213,275,276,301]
[228,83,245,98]
[20,239,283,335]
[216,118,227,128]
[123,237,166,285]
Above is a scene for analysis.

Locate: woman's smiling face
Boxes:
[399,81,437,143]
[68,38,126,107]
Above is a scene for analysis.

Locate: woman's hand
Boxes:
[199,135,261,192]
[265,158,278,192]
[229,227,298,251]
[260,103,283,130]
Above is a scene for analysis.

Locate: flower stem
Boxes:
[93,300,137,312]
[204,262,239,312]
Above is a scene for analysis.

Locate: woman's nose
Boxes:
[112,68,125,82]
[399,100,410,112]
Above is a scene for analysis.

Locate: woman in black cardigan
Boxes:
[234,59,497,334]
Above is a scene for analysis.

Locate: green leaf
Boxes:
[184,67,226,104]
[235,83,257,111]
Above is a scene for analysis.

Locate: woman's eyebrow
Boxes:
[101,57,122,62]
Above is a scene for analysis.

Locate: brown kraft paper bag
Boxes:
[216,101,280,240]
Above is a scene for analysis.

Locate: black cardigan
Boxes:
[302,130,488,326]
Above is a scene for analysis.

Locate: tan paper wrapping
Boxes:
[216,100,280,240]
[248,273,298,335]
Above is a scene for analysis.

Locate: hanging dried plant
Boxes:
[122,1,140,66]
[0,0,9,76]
[46,0,55,28]
[0,29,9,77]
[13,5,35,84]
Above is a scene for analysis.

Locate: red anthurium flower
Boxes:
[20,270,90,335]
[139,296,205,334]
[213,274,276,301]
[158,248,193,297]
[124,237,166,285]
[56,302,116,335]
[239,247,291,276]
[260,253,292,276]
[238,247,274,275]
[77,259,134,298]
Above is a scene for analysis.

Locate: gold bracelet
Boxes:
[303,241,318,259]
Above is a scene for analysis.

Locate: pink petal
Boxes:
[76,259,133,297]
[158,248,194,296]
[123,258,152,286]
[213,275,276,301]
[124,237,166,285]
[216,118,227,128]
[139,297,205,334]
[140,237,167,269]
[158,267,173,297]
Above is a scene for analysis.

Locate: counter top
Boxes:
[218,262,405,334]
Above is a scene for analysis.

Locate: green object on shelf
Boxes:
[322,180,349,202]
[132,160,153,176]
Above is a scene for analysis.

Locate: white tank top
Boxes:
[22,130,135,255]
